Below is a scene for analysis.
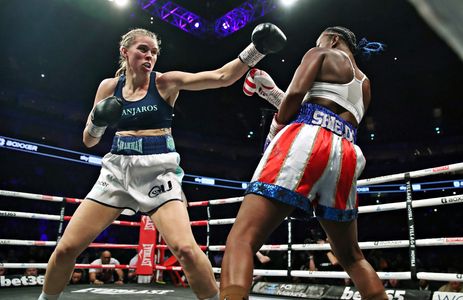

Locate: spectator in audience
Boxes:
[255,251,271,265]
[344,278,353,286]
[438,280,463,292]
[0,265,6,276]
[89,250,124,285]
[69,269,85,284]
[24,267,38,276]
[303,228,339,272]
[367,250,389,271]
[412,268,440,291]
[212,253,224,268]
[24,260,39,276]
[290,251,316,284]
[6,249,18,263]
[298,232,342,285]
[77,251,92,265]
[252,251,272,283]
[305,253,317,272]
[383,278,403,289]
[418,279,431,291]
[315,238,341,271]
[127,253,138,283]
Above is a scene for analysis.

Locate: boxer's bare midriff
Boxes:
[116,128,171,136]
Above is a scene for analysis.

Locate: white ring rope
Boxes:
[188,197,243,207]
[0,239,138,249]
[0,190,82,203]
[357,162,463,185]
[0,210,61,221]
[3,235,461,251]
[0,263,131,269]
[0,211,141,226]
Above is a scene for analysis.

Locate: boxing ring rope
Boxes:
[1,162,463,285]
[0,263,132,270]
[356,162,463,185]
[0,210,140,226]
[0,240,138,249]
[0,262,183,273]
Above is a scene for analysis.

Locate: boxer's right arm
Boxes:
[83,78,119,148]
[277,48,326,124]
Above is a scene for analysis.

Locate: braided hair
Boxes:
[323,26,357,53]
[323,26,385,57]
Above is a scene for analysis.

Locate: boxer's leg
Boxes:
[151,200,219,300]
[220,194,294,300]
[319,219,387,300]
[40,200,122,299]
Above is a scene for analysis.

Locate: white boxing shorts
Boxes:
[86,135,184,215]
[245,103,365,222]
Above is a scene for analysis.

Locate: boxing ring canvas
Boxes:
[0,283,291,300]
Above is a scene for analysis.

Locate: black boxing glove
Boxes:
[239,23,287,67]
[252,23,287,54]
[87,96,123,138]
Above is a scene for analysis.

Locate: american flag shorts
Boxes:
[246,104,365,222]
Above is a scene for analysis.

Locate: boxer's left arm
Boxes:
[276,48,326,124]
[83,78,118,147]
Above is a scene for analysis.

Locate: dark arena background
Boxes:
[0,0,462,299]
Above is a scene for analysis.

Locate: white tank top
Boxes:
[304,54,367,123]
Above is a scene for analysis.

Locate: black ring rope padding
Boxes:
[287,217,292,277]
[405,172,417,280]
[206,204,211,259]
[56,198,66,243]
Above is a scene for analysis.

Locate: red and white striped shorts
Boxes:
[246,121,365,222]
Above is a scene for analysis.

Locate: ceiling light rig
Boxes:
[138,0,278,38]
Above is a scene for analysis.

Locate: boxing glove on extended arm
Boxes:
[239,23,286,67]
[86,96,123,138]
[243,68,285,108]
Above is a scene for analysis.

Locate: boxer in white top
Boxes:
[221,26,387,300]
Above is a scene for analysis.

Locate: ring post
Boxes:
[405,173,417,280]
[287,217,293,277]
[206,204,211,259]
[56,197,66,243]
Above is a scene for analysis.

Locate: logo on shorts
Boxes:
[117,138,143,154]
[96,180,109,189]
[166,136,175,151]
[149,181,173,198]
[312,110,354,142]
